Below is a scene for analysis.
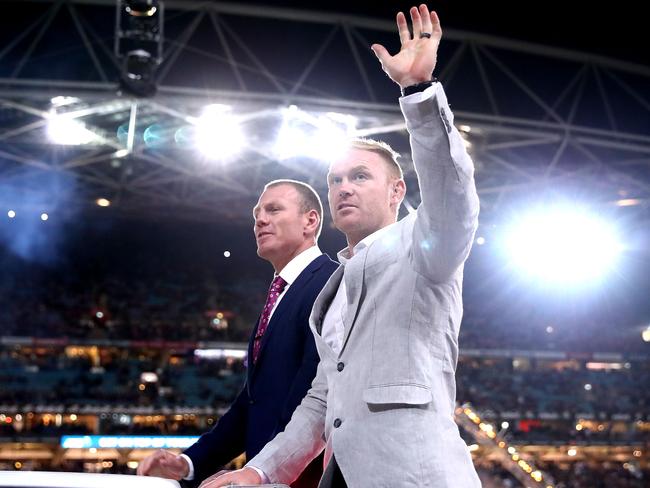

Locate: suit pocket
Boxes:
[362,383,432,406]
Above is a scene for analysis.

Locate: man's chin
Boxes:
[333,216,358,232]
[256,246,271,260]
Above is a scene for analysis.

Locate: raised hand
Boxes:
[370,4,442,89]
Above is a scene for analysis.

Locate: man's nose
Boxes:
[255,214,269,227]
[338,180,353,198]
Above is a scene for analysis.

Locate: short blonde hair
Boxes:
[349,138,403,180]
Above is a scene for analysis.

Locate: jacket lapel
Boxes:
[309,251,366,357]
[250,255,328,377]
[338,248,367,355]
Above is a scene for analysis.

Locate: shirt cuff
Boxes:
[245,465,269,484]
[179,454,194,480]
[400,82,438,104]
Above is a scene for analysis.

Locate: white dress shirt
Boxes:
[181,245,323,480]
[321,224,394,354]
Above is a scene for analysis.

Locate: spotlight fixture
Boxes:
[114,0,164,97]
[125,0,158,17]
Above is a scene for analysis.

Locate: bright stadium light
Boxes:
[642,327,650,343]
[274,106,307,160]
[47,111,97,145]
[274,106,355,163]
[504,207,622,284]
[50,96,80,107]
[194,104,245,160]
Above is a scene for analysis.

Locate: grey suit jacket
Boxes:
[249,83,481,487]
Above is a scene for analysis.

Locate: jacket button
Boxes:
[333,418,342,428]
[337,362,344,372]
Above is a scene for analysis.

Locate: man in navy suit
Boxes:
[137,179,338,487]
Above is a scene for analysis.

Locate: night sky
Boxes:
[246,0,646,65]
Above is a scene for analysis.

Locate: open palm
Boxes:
[371,5,442,88]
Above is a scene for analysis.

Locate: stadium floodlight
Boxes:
[274,106,356,163]
[503,206,622,285]
[115,0,163,97]
[124,0,159,17]
[121,49,158,96]
[50,96,80,107]
[642,327,650,343]
[194,104,245,160]
[46,112,97,145]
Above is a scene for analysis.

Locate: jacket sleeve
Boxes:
[246,359,328,485]
[275,315,320,431]
[182,384,248,485]
[402,83,480,284]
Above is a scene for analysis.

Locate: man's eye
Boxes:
[354,173,368,181]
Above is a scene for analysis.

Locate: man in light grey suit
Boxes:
[201,4,481,487]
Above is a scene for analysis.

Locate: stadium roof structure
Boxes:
[0,0,648,222]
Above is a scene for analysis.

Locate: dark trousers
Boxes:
[320,456,347,488]
[291,453,324,488]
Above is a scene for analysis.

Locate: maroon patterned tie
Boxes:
[252,275,288,364]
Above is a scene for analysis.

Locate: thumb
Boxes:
[371,43,390,64]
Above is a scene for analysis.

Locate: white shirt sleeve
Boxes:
[179,454,195,480]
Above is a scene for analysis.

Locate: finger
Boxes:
[396,11,410,45]
[197,479,213,488]
[208,477,229,488]
[370,43,391,65]
[199,472,229,488]
[419,4,432,35]
[410,6,422,39]
[430,10,442,38]
[200,474,218,486]
[137,456,153,475]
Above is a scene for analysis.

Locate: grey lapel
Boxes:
[339,248,368,355]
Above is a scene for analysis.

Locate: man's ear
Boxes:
[304,209,320,236]
[391,179,406,205]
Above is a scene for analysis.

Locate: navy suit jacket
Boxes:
[183,254,338,486]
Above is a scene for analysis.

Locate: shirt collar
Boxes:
[337,222,395,264]
[277,245,322,285]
